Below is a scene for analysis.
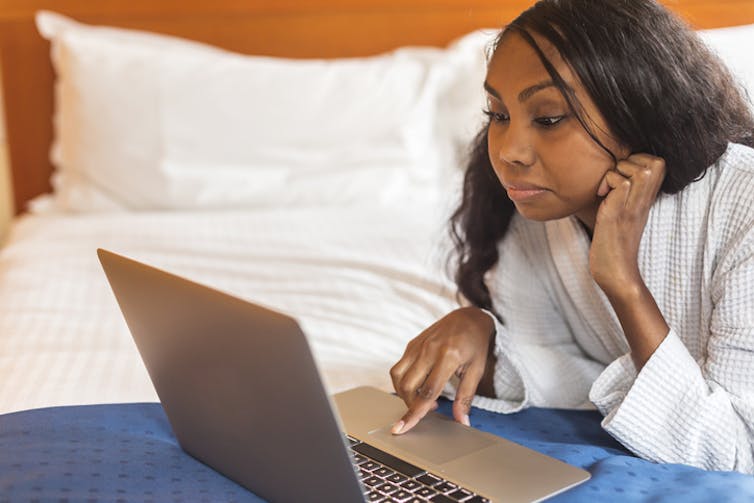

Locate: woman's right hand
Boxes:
[389,306,496,434]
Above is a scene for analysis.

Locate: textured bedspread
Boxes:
[2,400,752,502]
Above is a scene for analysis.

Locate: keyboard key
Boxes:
[391,489,415,501]
[364,475,383,487]
[352,443,426,478]
[347,436,360,446]
[415,473,442,486]
[367,490,385,502]
[400,479,423,491]
[405,499,426,503]
[376,482,399,494]
[353,454,368,464]
[434,481,458,493]
[374,467,395,478]
[448,488,473,500]
[386,472,409,484]
[415,486,439,498]
[429,495,457,503]
[360,460,381,471]
[464,497,490,503]
[359,468,371,479]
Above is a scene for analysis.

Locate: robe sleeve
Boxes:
[590,210,754,473]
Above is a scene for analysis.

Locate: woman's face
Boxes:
[485,31,628,228]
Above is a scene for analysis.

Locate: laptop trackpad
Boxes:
[368,413,494,465]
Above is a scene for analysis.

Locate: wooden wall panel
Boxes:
[0,0,752,214]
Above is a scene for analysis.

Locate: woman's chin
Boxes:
[513,204,560,222]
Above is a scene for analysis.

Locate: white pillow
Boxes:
[698,23,754,109]
[35,11,449,212]
[436,30,498,158]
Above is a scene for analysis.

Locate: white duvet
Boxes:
[0,205,458,414]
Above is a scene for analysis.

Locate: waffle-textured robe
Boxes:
[462,142,754,473]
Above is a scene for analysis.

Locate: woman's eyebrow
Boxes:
[484,79,565,103]
[483,81,502,100]
[518,80,556,102]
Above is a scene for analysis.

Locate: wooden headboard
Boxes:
[1,0,753,215]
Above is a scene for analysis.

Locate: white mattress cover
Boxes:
[0,205,458,414]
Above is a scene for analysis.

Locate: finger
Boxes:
[390,332,432,404]
[624,153,664,170]
[395,344,441,409]
[398,330,462,408]
[614,157,646,178]
[597,174,610,197]
[452,362,485,426]
[395,365,431,409]
[390,347,420,404]
[393,357,459,435]
[602,170,631,208]
[618,157,666,209]
[392,400,434,435]
[598,159,639,198]
[615,155,665,188]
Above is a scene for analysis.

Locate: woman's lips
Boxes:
[504,184,548,202]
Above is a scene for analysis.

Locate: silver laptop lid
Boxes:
[98,248,364,503]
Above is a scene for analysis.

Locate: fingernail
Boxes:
[462,414,470,427]
[391,420,405,435]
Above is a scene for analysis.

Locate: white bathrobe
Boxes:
[465,142,754,474]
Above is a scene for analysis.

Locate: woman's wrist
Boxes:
[594,265,643,302]
[601,276,645,306]
[601,278,670,370]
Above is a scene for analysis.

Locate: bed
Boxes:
[1,1,754,501]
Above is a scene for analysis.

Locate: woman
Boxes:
[390,0,754,474]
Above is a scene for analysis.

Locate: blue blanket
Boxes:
[1,400,752,502]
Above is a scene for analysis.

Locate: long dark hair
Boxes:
[450,0,754,316]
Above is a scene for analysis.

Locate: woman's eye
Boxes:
[482,109,509,123]
[535,115,565,127]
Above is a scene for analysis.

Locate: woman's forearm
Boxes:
[603,279,670,371]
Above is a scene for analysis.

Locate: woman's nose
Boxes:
[493,123,535,168]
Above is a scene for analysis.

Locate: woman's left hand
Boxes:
[589,153,666,297]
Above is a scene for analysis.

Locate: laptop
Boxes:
[97,248,590,503]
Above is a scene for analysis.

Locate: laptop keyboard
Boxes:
[347,436,490,503]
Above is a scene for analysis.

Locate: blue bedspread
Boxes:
[1,400,752,502]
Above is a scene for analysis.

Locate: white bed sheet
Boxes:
[0,205,458,414]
